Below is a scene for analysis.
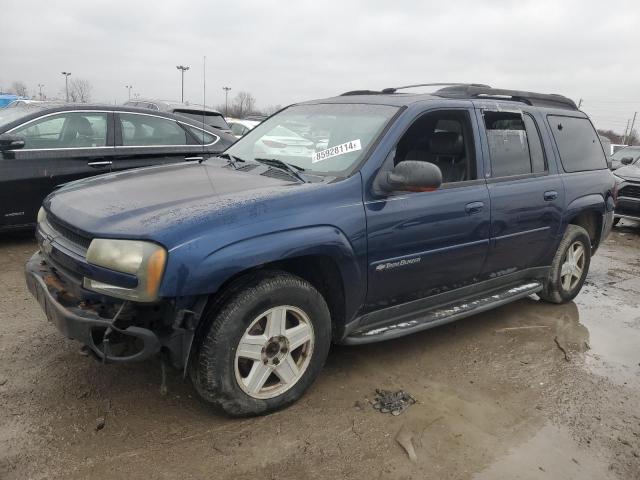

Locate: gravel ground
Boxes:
[1,223,639,479]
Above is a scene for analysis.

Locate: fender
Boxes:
[562,193,605,229]
[163,225,366,323]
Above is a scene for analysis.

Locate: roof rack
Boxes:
[340,83,577,110]
[434,85,577,110]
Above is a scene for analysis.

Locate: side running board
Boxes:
[342,281,543,345]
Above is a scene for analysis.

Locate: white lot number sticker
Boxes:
[312,139,362,163]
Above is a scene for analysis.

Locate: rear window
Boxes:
[183,124,218,145]
[548,116,607,172]
[173,110,229,130]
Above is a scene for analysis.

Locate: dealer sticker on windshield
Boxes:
[311,139,362,163]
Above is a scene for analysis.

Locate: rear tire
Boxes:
[190,271,331,417]
[538,225,591,304]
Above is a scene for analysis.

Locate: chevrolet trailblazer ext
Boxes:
[26,84,615,416]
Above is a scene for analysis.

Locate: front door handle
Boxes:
[87,160,112,168]
[184,156,203,161]
[465,201,485,215]
[544,190,558,201]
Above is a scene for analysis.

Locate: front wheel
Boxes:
[190,271,331,416]
[538,225,591,304]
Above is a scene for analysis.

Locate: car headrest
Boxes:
[67,116,93,137]
[429,132,464,156]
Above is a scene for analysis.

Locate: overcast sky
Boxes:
[2,0,639,132]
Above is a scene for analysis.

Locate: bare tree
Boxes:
[68,78,93,103]
[262,104,283,116]
[598,128,639,146]
[10,81,28,97]
[230,91,256,118]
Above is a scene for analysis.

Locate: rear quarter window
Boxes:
[547,115,607,172]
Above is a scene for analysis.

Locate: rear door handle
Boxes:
[87,160,112,168]
[465,201,485,214]
[544,190,558,201]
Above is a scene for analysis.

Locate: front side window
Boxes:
[610,147,640,164]
[119,113,188,146]
[392,110,477,184]
[223,103,399,175]
[548,115,607,172]
[10,112,107,149]
[484,111,546,177]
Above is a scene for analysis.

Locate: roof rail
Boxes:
[380,83,490,94]
[340,84,490,96]
[434,85,577,110]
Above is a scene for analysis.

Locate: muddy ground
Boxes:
[1,223,639,480]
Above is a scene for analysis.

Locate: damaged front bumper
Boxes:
[25,252,201,368]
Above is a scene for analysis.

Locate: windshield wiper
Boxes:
[253,158,307,183]
[213,152,246,167]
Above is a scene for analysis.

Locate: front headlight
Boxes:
[84,239,167,302]
[37,207,46,224]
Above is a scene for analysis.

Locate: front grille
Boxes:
[47,214,92,251]
[620,184,640,199]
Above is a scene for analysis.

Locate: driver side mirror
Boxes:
[621,157,634,165]
[374,160,442,194]
[0,133,26,152]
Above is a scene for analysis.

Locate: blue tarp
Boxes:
[0,94,20,107]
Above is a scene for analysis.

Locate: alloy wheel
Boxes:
[560,241,585,291]
[234,305,315,399]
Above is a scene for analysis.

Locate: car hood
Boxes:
[45,161,306,245]
[614,164,640,181]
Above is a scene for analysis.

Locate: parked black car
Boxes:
[0,104,236,231]
[613,153,640,224]
[123,99,232,135]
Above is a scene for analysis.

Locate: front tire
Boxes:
[191,271,331,416]
[538,225,591,304]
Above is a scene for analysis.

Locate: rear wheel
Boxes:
[539,225,591,304]
[191,271,331,416]
[613,217,620,227]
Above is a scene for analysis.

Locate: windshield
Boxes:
[223,103,399,174]
[611,147,640,164]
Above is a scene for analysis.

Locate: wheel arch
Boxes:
[563,194,605,253]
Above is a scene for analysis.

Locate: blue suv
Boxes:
[26,84,615,416]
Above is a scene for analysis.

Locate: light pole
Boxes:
[38,83,45,100]
[61,72,71,102]
[125,85,133,101]
[176,65,189,102]
[222,86,232,116]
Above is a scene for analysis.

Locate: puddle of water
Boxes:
[575,286,640,388]
[473,423,615,480]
